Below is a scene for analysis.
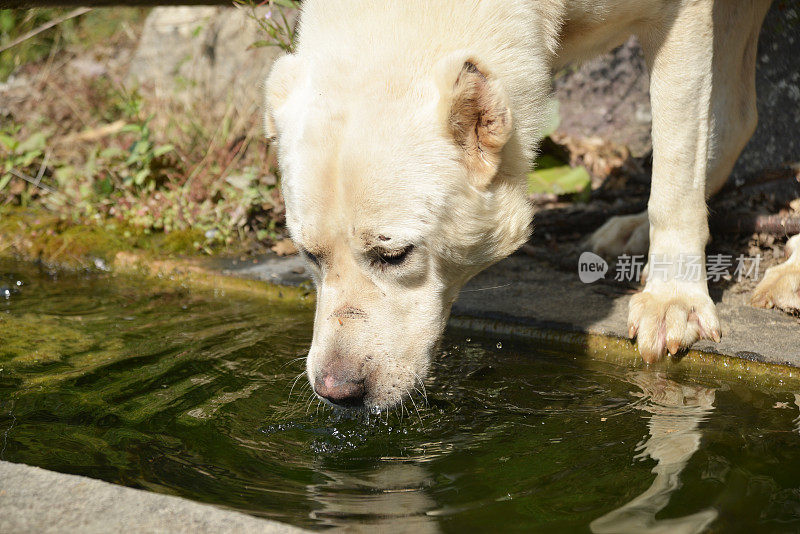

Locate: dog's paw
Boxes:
[752,266,800,313]
[752,235,800,313]
[752,263,800,312]
[586,212,649,259]
[628,286,721,363]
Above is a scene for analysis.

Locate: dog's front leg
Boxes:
[631,2,722,362]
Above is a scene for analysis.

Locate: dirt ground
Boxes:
[528,134,800,298]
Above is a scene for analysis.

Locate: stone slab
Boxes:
[0,461,308,534]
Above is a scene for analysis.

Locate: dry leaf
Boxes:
[271,238,298,256]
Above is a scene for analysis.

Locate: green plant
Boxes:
[119,118,175,190]
[1,9,64,81]
[0,125,51,201]
[1,7,288,256]
[528,155,591,200]
[234,0,300,53]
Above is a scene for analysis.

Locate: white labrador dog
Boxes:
[265,0,797,410]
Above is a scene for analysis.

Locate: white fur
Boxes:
[266,0,777,408]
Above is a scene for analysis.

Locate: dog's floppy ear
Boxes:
[264,53,305,141]
[436,53,513,189]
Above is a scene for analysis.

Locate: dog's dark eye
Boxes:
[300,248,321,268]
[373,244,414,268]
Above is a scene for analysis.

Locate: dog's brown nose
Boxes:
[315,373,365,407]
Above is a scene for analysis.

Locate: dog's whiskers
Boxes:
[291,381,312,408]
[288,370,307,400]
[305,391,317,414]
[278,356,306,370]
[461,283,513,293]
[413,386,427,407]
[411,371,429,406]
[406,388,424,427]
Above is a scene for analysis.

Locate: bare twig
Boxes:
[44,78,92,128]
[0,8,92,55]
[532,164,799,239]
[9,168,56,194]
[533,205,800,240]
[58,120,127,144]
[711,214,800,237]
[34,152,49,186]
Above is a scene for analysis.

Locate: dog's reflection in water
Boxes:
[307,462,441,533]
[305,370,721,533]
[591,370,718,534]
[794,394,800,435]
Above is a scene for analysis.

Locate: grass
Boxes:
[1,6,289,260]
[0,9,148,81]
[0,206,209,267]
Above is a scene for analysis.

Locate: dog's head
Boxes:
[265,51,533,410]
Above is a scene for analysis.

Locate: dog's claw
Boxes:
[628,324,638,339]
[667,339,680,356]
[628,286,721,362]
[638,344,662,364]
[711,328,722,343]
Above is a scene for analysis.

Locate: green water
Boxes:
[2,260,800,533]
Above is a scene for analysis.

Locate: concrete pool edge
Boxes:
[448,315,800,390]
[0,460,309,533]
